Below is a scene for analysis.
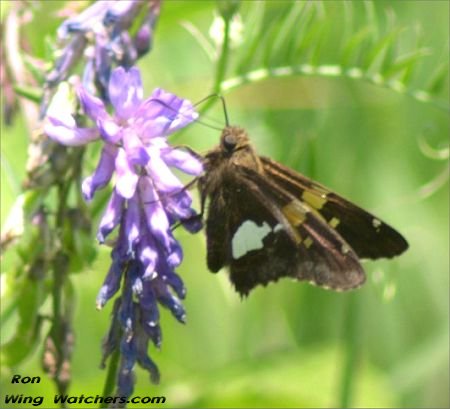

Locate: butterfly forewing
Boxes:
[261,156,408,259]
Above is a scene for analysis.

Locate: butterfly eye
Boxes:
[223,133,237,152]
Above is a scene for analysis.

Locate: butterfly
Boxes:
[197,125,408,296]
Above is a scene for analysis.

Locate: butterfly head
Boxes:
[220,126,250,154]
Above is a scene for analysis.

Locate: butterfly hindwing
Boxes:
[261,156,408,259]
[204,190,230,273]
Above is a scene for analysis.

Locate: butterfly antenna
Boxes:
[194,93,230,127]
[220,95,230,127]
[149,98,223,131]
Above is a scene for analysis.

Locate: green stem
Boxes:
[220,65,449,112]
[51,148,84,403]
[51,252,68,407]
[51,179,72,404]
[214,16,231,94]
[198,13,232,117]
[339,292,360,408]
[100,348,120,408]
[171,11,232,144]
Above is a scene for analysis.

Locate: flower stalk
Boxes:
[45,65,202,396]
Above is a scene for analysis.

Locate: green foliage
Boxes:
[197,1,448,110]
[1,278,46,367]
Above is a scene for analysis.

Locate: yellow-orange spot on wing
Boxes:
[281,201,308,244]
[328,217,340,228]
[302,190,327,210]
[281,201,308,226]
[304,236,313,248]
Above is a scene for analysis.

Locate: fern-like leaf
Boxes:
[215,0,449,111]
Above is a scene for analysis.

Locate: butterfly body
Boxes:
[198,126,408,296]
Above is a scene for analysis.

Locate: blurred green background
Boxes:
[1,1,448,408]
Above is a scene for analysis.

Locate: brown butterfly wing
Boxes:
[204,165,365,295]
[261,156,408,259]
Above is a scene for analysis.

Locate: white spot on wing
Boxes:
[232,220,272,259]
[273,223,283,233]
[372,218,381,231]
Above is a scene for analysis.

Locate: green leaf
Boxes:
[23,54,46,84]
[1,279,46,366]
[296,2,325,65]
[340,26,373,68]
[265,2,306,67]
[307,11,330,67]
[425,62,449,95]
[236,1,267,74]
[363,28,403,74]
[292,1,317,53]
[383,48,431,81]
[69,228,97,273]
[13,85,43,103]
[261,11,284,68]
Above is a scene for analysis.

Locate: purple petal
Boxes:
[46,36,87,86]
[167,238,183,267]
[140,309,161,348]
[138,290,162,347]
[152,278,186,323]
[78,86,122,143]
[82,58,96,94]
[113,32,138,66]
[123,128,150,166]
[117,361,135,398]
[45,116,98,146]
[119,334,137,371]
[132,276,143,296]
[124,195,140,254]
[109,67,143,119]
[146,88,185,116]
[135,333,160,384]
[145,147,184,193]
[115,148,139,199]
[93,29,112,93]
[138,177,171,253]
[180,213,203,233]
[82,144,118,201]
[106,0,142,24]
[134,22,151,56]
[140,280,159,314]
[143,136,169,149]
[57,1,110,39]
[77,86,108,121]
[134,0,160,57]
[135,88,198,138]
[160,268,186,299]
[97,189,124,243]
[97,117,122,144]
[163,189,195,221]
[161,148,203,175]
[137,236,158,279]
[96,258,123,309]
[100,299,122,366]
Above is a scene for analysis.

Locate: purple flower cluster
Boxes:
[45,66,202,394]
[43,0,160,114]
